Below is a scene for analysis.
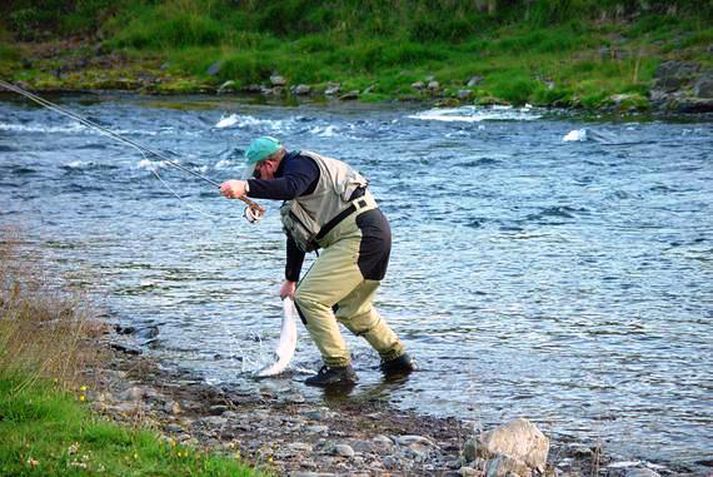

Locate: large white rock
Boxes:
[463,418,549,472]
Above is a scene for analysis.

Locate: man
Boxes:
[220,136,414,387]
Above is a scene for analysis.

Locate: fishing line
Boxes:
[0,80,265,222]
[1,80,292,379]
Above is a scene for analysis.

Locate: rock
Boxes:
[463,418,549,472]
[270,75,287,86]
[195,415,227,427]
[458,466,480,476]
[217,80,236,94]
[673,97,713,113]
[291,473,336,477]
[165,423,183,433]
[396,435,435,446]
[292,84,311,95]
[485,454,530,477]
[625,469,661,477]
[115,324,136,335]
[324,84,340,95]
[372,435,394,448]
[333,444,355,458]
[457,89,473,100]
[466,76,483,87]
[382,455,400,469]
[241,83,262,93]
[305,425,329,434]
[338,90,359,100]
[653,61,700,91]
[411,81,426,90]
[302,408,331,420]
[109,342,142,355]
[120,386,145,401]
[206,61,223,76]
[694,75,713,98]
[396,434,437,456]
[427,80,440,91]
[208,404,228,415]
[163,400,181,415]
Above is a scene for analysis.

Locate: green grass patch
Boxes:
[0,375,259,476]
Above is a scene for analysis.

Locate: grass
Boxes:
[1,1,711,109]
[0,231,261,476]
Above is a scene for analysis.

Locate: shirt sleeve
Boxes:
[285,235,306,282]
[247,155,319,200]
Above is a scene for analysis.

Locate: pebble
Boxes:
[625,470,661,477]
[195,416,227,427]
[305,425,329,435]
[164,423,183,433]
[333,444,355,458]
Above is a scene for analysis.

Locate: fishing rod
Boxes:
[0,79,265,223]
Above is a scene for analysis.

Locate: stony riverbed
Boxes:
[86,333,694,477]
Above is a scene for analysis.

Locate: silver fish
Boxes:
[254,297,299,377]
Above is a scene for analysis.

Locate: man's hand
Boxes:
[280,280,297,299]
[220,180,247,199]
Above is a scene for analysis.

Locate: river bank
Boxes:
[3,36,713,116]
[100,329,683,476]
[1,0,711,114]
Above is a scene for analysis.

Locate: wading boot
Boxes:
[305,364,358,387]
[380,353,415,378]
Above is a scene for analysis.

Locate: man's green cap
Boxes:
[245,136,282,164]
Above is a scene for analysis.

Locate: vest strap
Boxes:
[315,194,375,241]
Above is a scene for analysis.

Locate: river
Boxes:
[1,95,711,471]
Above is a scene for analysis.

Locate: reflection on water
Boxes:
[1,97,712,469]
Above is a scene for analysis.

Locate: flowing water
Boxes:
[1,95,711,470]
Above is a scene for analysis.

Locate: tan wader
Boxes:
[294,199,405,368]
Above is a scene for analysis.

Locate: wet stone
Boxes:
[625,469,661,477]
[305,425,329,435]
[333,444,354,458]
[165,423,183,433]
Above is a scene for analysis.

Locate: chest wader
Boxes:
[287,152,406,368]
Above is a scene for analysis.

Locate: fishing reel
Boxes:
[243,203,266,224]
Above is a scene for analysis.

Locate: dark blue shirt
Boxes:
[246,151,319,281]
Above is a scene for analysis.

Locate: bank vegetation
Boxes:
[0,1,712,110]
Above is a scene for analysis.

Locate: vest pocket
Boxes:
[280,201,319,252]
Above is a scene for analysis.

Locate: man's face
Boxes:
[254,156,279,179]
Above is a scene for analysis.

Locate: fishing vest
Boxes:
[280,150,374,252]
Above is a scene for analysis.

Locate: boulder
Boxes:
[457,89,473,100]
[324,83,341,95]
[333,444,354,458]
[463,418,549,472]
[427,80,440,91]
[270,75,287,86]
[673,97,713,113]
[653,61,700,92]
[485,454,530,477]
[694,75,713,98]
[411,81,425,90]
[292,84,311,95]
